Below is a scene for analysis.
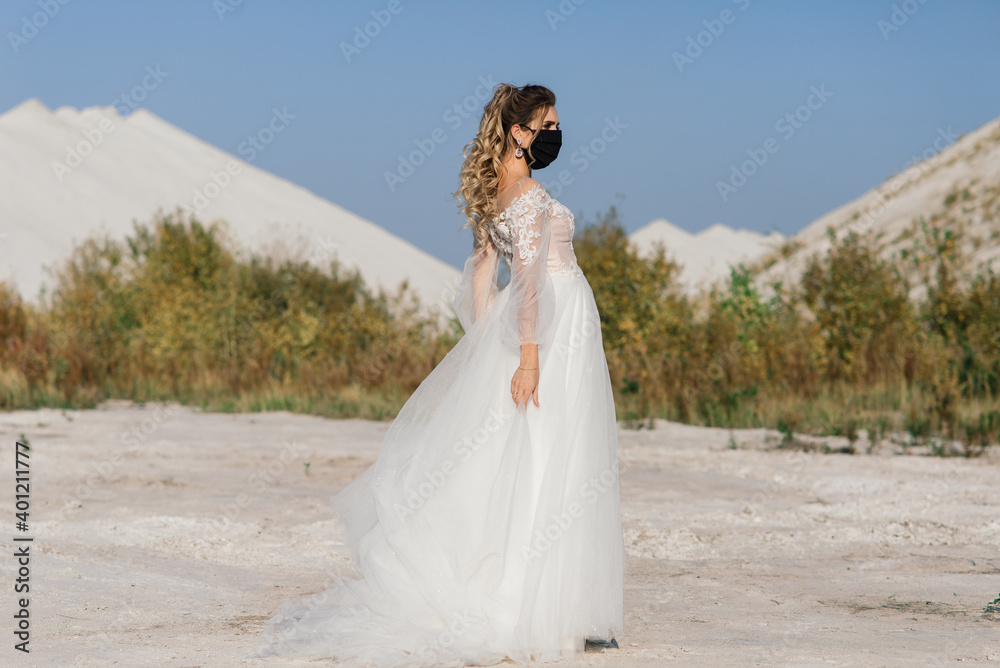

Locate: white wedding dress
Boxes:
[248,176,624,666]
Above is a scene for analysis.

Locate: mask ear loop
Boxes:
[516,124,537,164]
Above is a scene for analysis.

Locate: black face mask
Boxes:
[522,128,562,170]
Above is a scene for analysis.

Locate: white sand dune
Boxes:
[6,95,998,319]
[3,403,996,666]
[0,99,462,313]
[629,218,784,293]
[630,114,1000,299]
[756,116,1000,298]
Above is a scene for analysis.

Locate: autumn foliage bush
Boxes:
[0,206,996,450]
[0,210,454,418]
[574,208,998,451]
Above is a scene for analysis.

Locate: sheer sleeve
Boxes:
[452,177,555,348]
[453,234,500,334]
[497,178,555,349]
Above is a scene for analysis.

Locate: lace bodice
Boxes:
[486,184,580,277]
[454,177,571,347]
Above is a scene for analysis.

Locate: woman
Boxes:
[249,83,624,666]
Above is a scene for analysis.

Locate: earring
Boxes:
[515,138,523,159]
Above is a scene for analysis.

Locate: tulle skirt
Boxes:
[247,266,624,666]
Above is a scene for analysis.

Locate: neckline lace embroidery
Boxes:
[485,185,580,278]
[487,185,547,265]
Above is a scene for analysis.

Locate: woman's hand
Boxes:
[511,365,540,408]
[511,343,540,408]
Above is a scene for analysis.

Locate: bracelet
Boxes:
[518,365,538,370]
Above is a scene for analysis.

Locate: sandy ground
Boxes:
[0,402,997,667]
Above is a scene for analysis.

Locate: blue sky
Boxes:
[2,0,999,270]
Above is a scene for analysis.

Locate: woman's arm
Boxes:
[504,178,552,407]
[453,233,500,334]
[470,238,498,320]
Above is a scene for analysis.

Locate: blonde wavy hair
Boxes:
[454,83,556,249]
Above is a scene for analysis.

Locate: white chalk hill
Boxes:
[629,115,1000,298]
[0,98,462,311]
[629,218,784,293]
[754,116,1000,299]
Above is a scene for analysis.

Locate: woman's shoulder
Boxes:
[499,175,544,198]
[497,177,549,218]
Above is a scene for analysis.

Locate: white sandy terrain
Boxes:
[0,403,997,667]
[629,219,785,294]
[0,99,462,314]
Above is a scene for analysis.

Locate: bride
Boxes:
[248,82,624,666]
